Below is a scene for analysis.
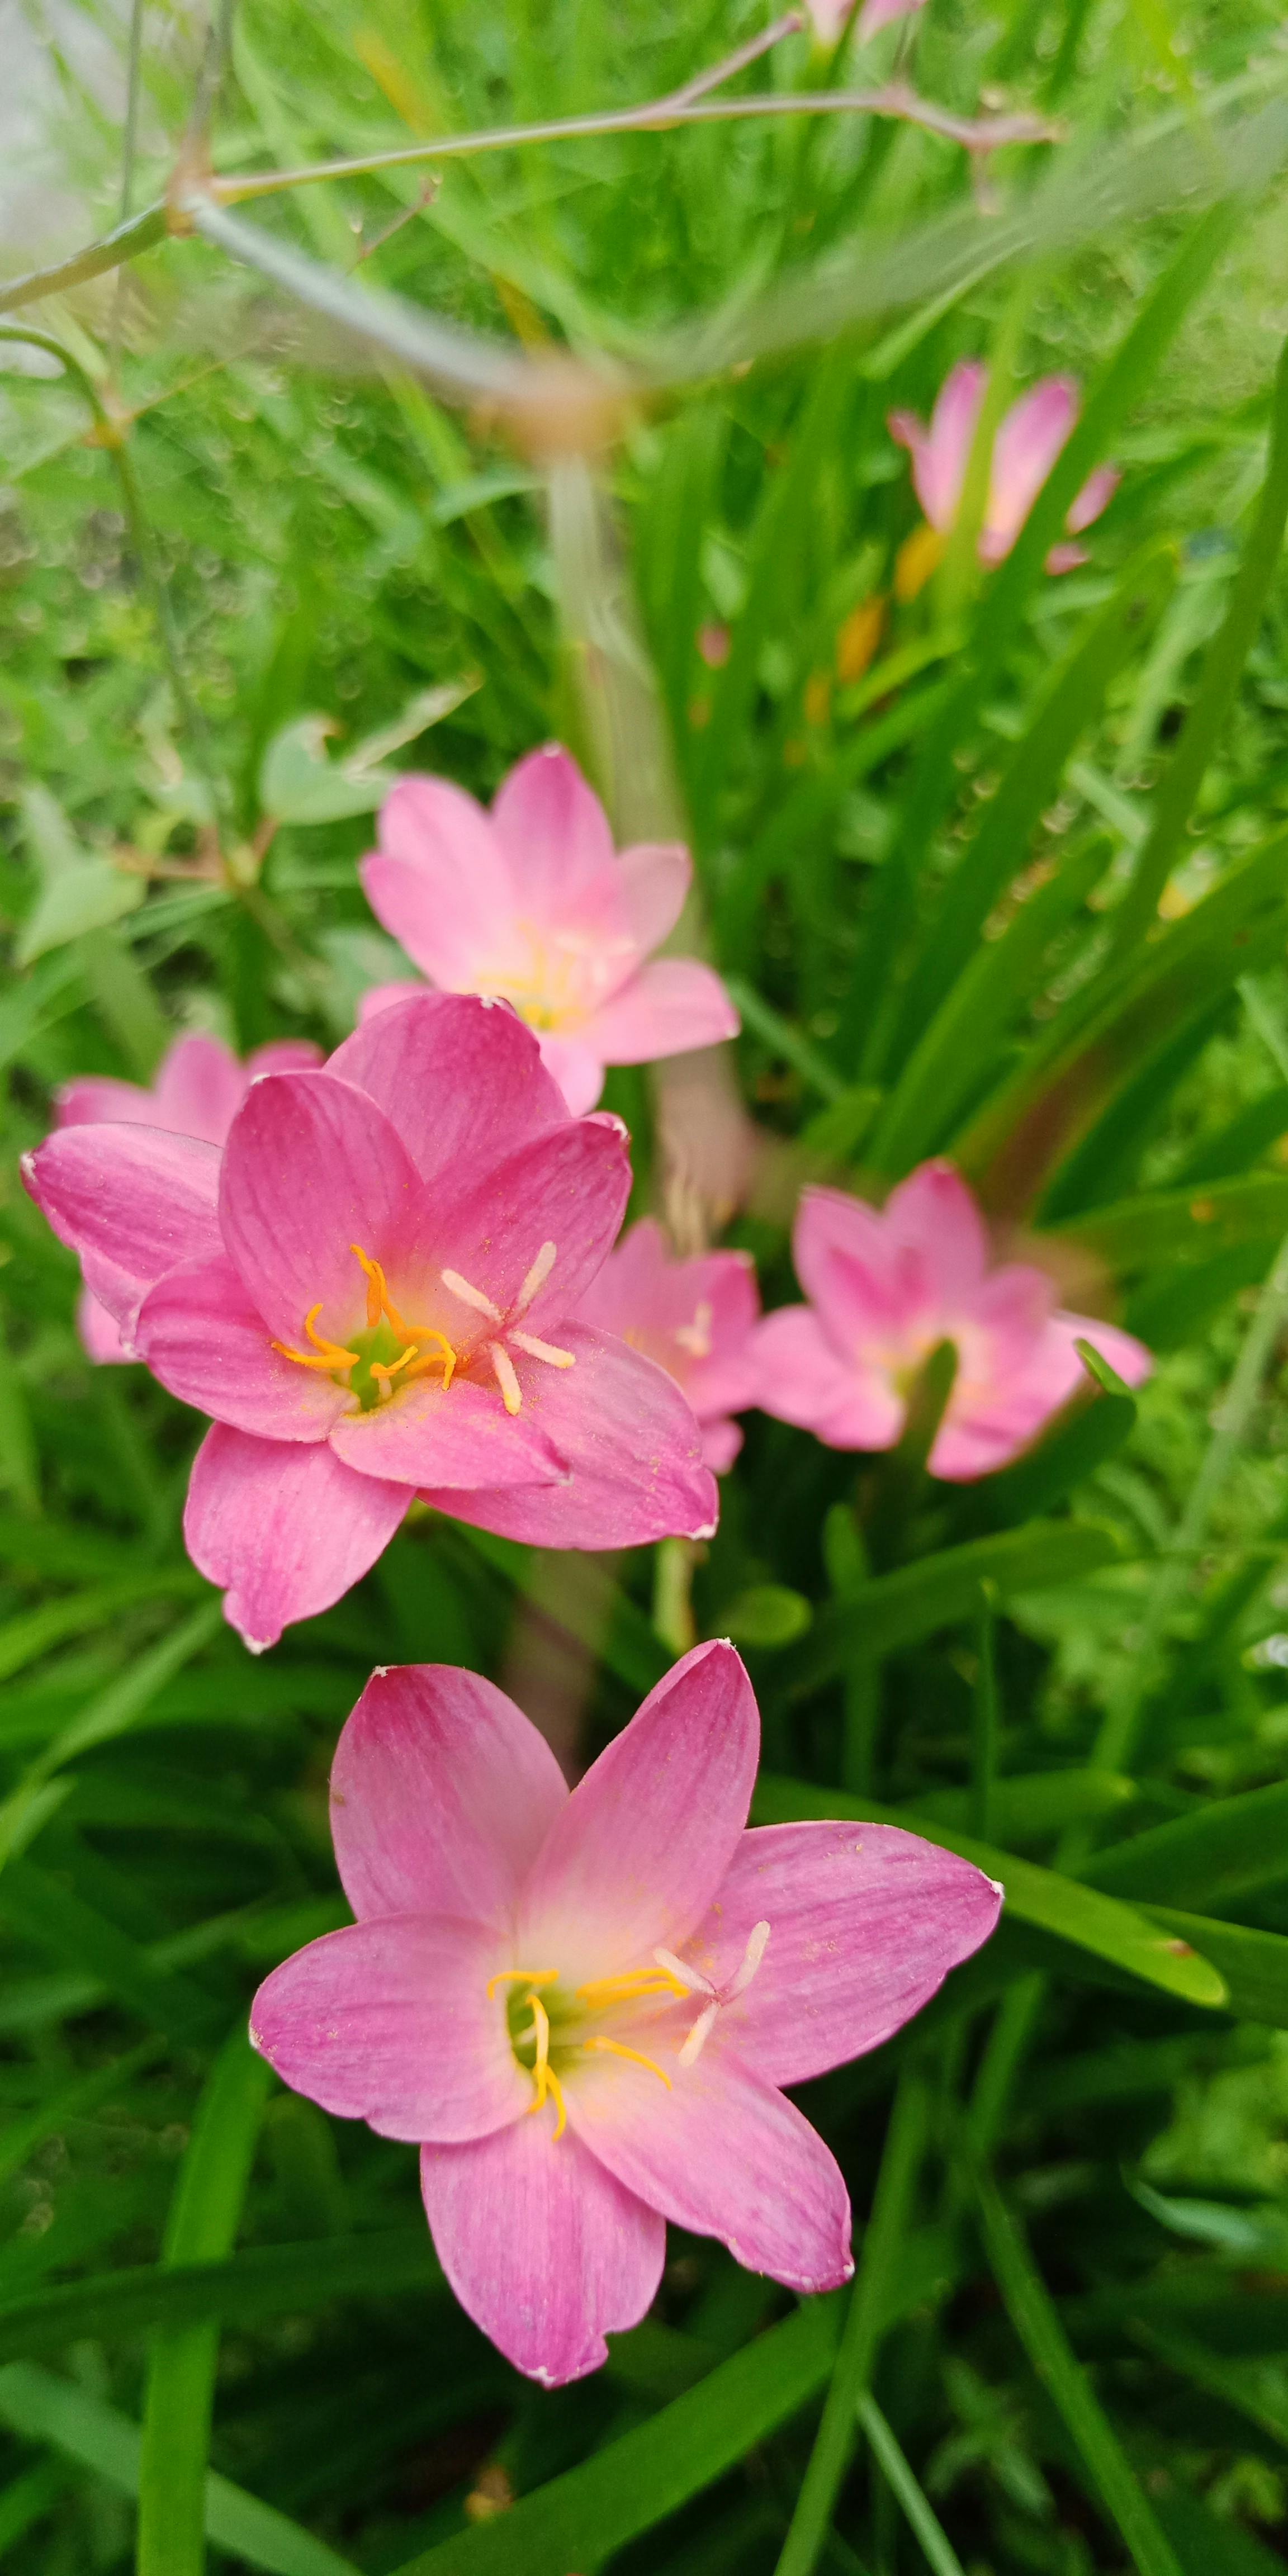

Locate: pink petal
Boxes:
[889,363,986,532]
[251,1916,527,2142]
[329,991,569,1190]
[56,1074,154,1129]
[21,1125,221,1325]
[1066,462,1118,536]
[490,744,614,909]
[986,378,1077,560]
[218,1072,422,1347]
[884,1161,989,1296]
[358,979,426,1023]
[702,1416,744,1472]
[78,1286,130,1363]
[580,958,740,1067]
[331,1663,568,1923]
[792,1187,910,1347]
[184,1425,411,1651]
[135,1254,345,1441]
[362,775,515,988]
[420,2118,664,2386]
[427,1323,718,1549]
[518,1639,758,1986]
[1056,1310,1151,1389]
[330,1372,568,1490]
[688,1821,1002,2087]
[617,845,691,954]
[856,0,927,30]
[752,1308,903,1451]
[152,1034,247,1144]
[567,2040,852,2294]
[1044,542,1088,576]
[432,1117,631,1338]
[245,1039,325,1079]
[577,1224,761,1423]
[534,1033,605,1114]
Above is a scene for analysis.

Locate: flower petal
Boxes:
[534,1033,605,1114]
[702,1415,744,1471]
[362,776,515,987]
[617,844,691,953]
[218,1071,422,1345]
[432,1117,631,1337]
[884,1161,989,1298]
[931,1306,1151,1481]
[987,378,1077,559]
[250,1916,528,2141]
[151,1034,249,1144]
[519,1639,758,1985]
[21,1125,221,1324]
[792,1186,910,1347]
[329,991,569,1188]
[490,744,614,907]
[580,958,740,1067]
[1066,462,1119,537]
[330,1663,568,1923]
[567,2042,852,2294]
[420,2118,664,2386]
[686,1821,1003,2087]
[135,1254,345,1440]
[889,363,984,531]
[427,1324,718,1548]
[56,1074,155,1129]
[184,1425,411,1651]
[752,1308,903,1450]
[78,1286,130,1364]
[330,1372,567,1489]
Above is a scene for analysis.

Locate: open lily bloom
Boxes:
[888,362,1118,581]
[575,1218,761,1471]
[753,1163,1150,1481]
[359,744,739,1115]
[56,1032,321,1363]
[250,1644,1001,2384]
[24,995,717,1650]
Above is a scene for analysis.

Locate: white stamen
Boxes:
[490,1341,523,1415]
[653,1945,714,1999]
[511,1330,576,1369]
[674,1300,713,1360]
[441,1268,503,1323]
[678,2002,718,2068]
[514,1240,557,1317]
[724,1919,770,2000]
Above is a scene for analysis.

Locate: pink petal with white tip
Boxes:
[330,991,569,1188]
[21,1124,221,1323]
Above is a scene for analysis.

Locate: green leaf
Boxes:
[1128,2315,1288,2451]
[917,1768,1136,1840]
[1047,1173,1288,1268]
[0,1856,221,2046]
[1114,333,1288,949]
[258,715,397,823]
[0,1574,206,1686]
[856,2394,966,2576]
[979,1357,1138,1526]
[1140,1907,1288,2028]
[790,1522,1125,1693]
[1083,1781,1288,1908]
[0,2231,442,2365]
[721,1584,813,1649]
[0,2039,163,2192]
[972,2166,1185,2576]
[389,2299,844,2575]
[138,2029,276,2576]
[753,1775,1227,2009]
[0,2362,359,2576]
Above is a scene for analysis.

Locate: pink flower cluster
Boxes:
[252,1643,1001,2384]
[25,995,716,1651]
[889,362,1117,574]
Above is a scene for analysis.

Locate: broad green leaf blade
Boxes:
[1048,1172,1288,1267]
[0,2362,359,2576]
[389,2300,844,2575]
[16,860,143,965]
[1083,1781,1288,1907]
[973,2167,1185,2576]
[917,1768,1135,1840]
[1141,1907,1288,2027]
[790,1523,1125,1693]
[0,2231,441,2365]
[0,1857,221,2046]
[0,1573,205,1685]
[258,715,396,823]
[752,1775,1227,2009]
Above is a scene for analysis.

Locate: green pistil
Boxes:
[345,1320,417,1414]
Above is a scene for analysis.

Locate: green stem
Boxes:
[775,2070,931,2576]
[969,1581,1000,1844]
[856,2395,965,2576]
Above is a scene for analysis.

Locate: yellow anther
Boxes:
[575,1968,689,2010]
[584,2037,671,2090]
[486,1967,558,2000]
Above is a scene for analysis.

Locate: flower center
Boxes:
[485,1923,770,2138]
[272,1240,577,1417]
[481,921,636,1034]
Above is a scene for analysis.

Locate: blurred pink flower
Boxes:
[359,745,739,1116]
[752,1162,1150,1480]
[250,1643,1001,2383]
[576,1218,760,1471]
[55,1033,321,1363]
[808,0,926,40]
[888,362,1118,575]
[25,995,716,1649]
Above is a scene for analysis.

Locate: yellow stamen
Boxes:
[575,1968,689,2009]
[486,1967,558,2000]
[521,1988,567,2139]
[271,1303,359,1371]
[584,2037,671,2090]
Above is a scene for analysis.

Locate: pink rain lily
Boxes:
[575,1218,761,1471]
[358,744,739,1116]
[249,1642,1001,2384]
[752,1162,1150,1481]
[55,1032,321,1363]
[888,362,1118,581]
[23,993,717,1650]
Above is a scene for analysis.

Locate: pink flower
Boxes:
[55,1033,321,1362]
[358,744,739,1116]
[575,1218,760,1471]
[249,1643,1001,2384]
[888,362,1118,575]
[24,995,717,1650]
[807,0,926,40]
[752,1163,1151,1481]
